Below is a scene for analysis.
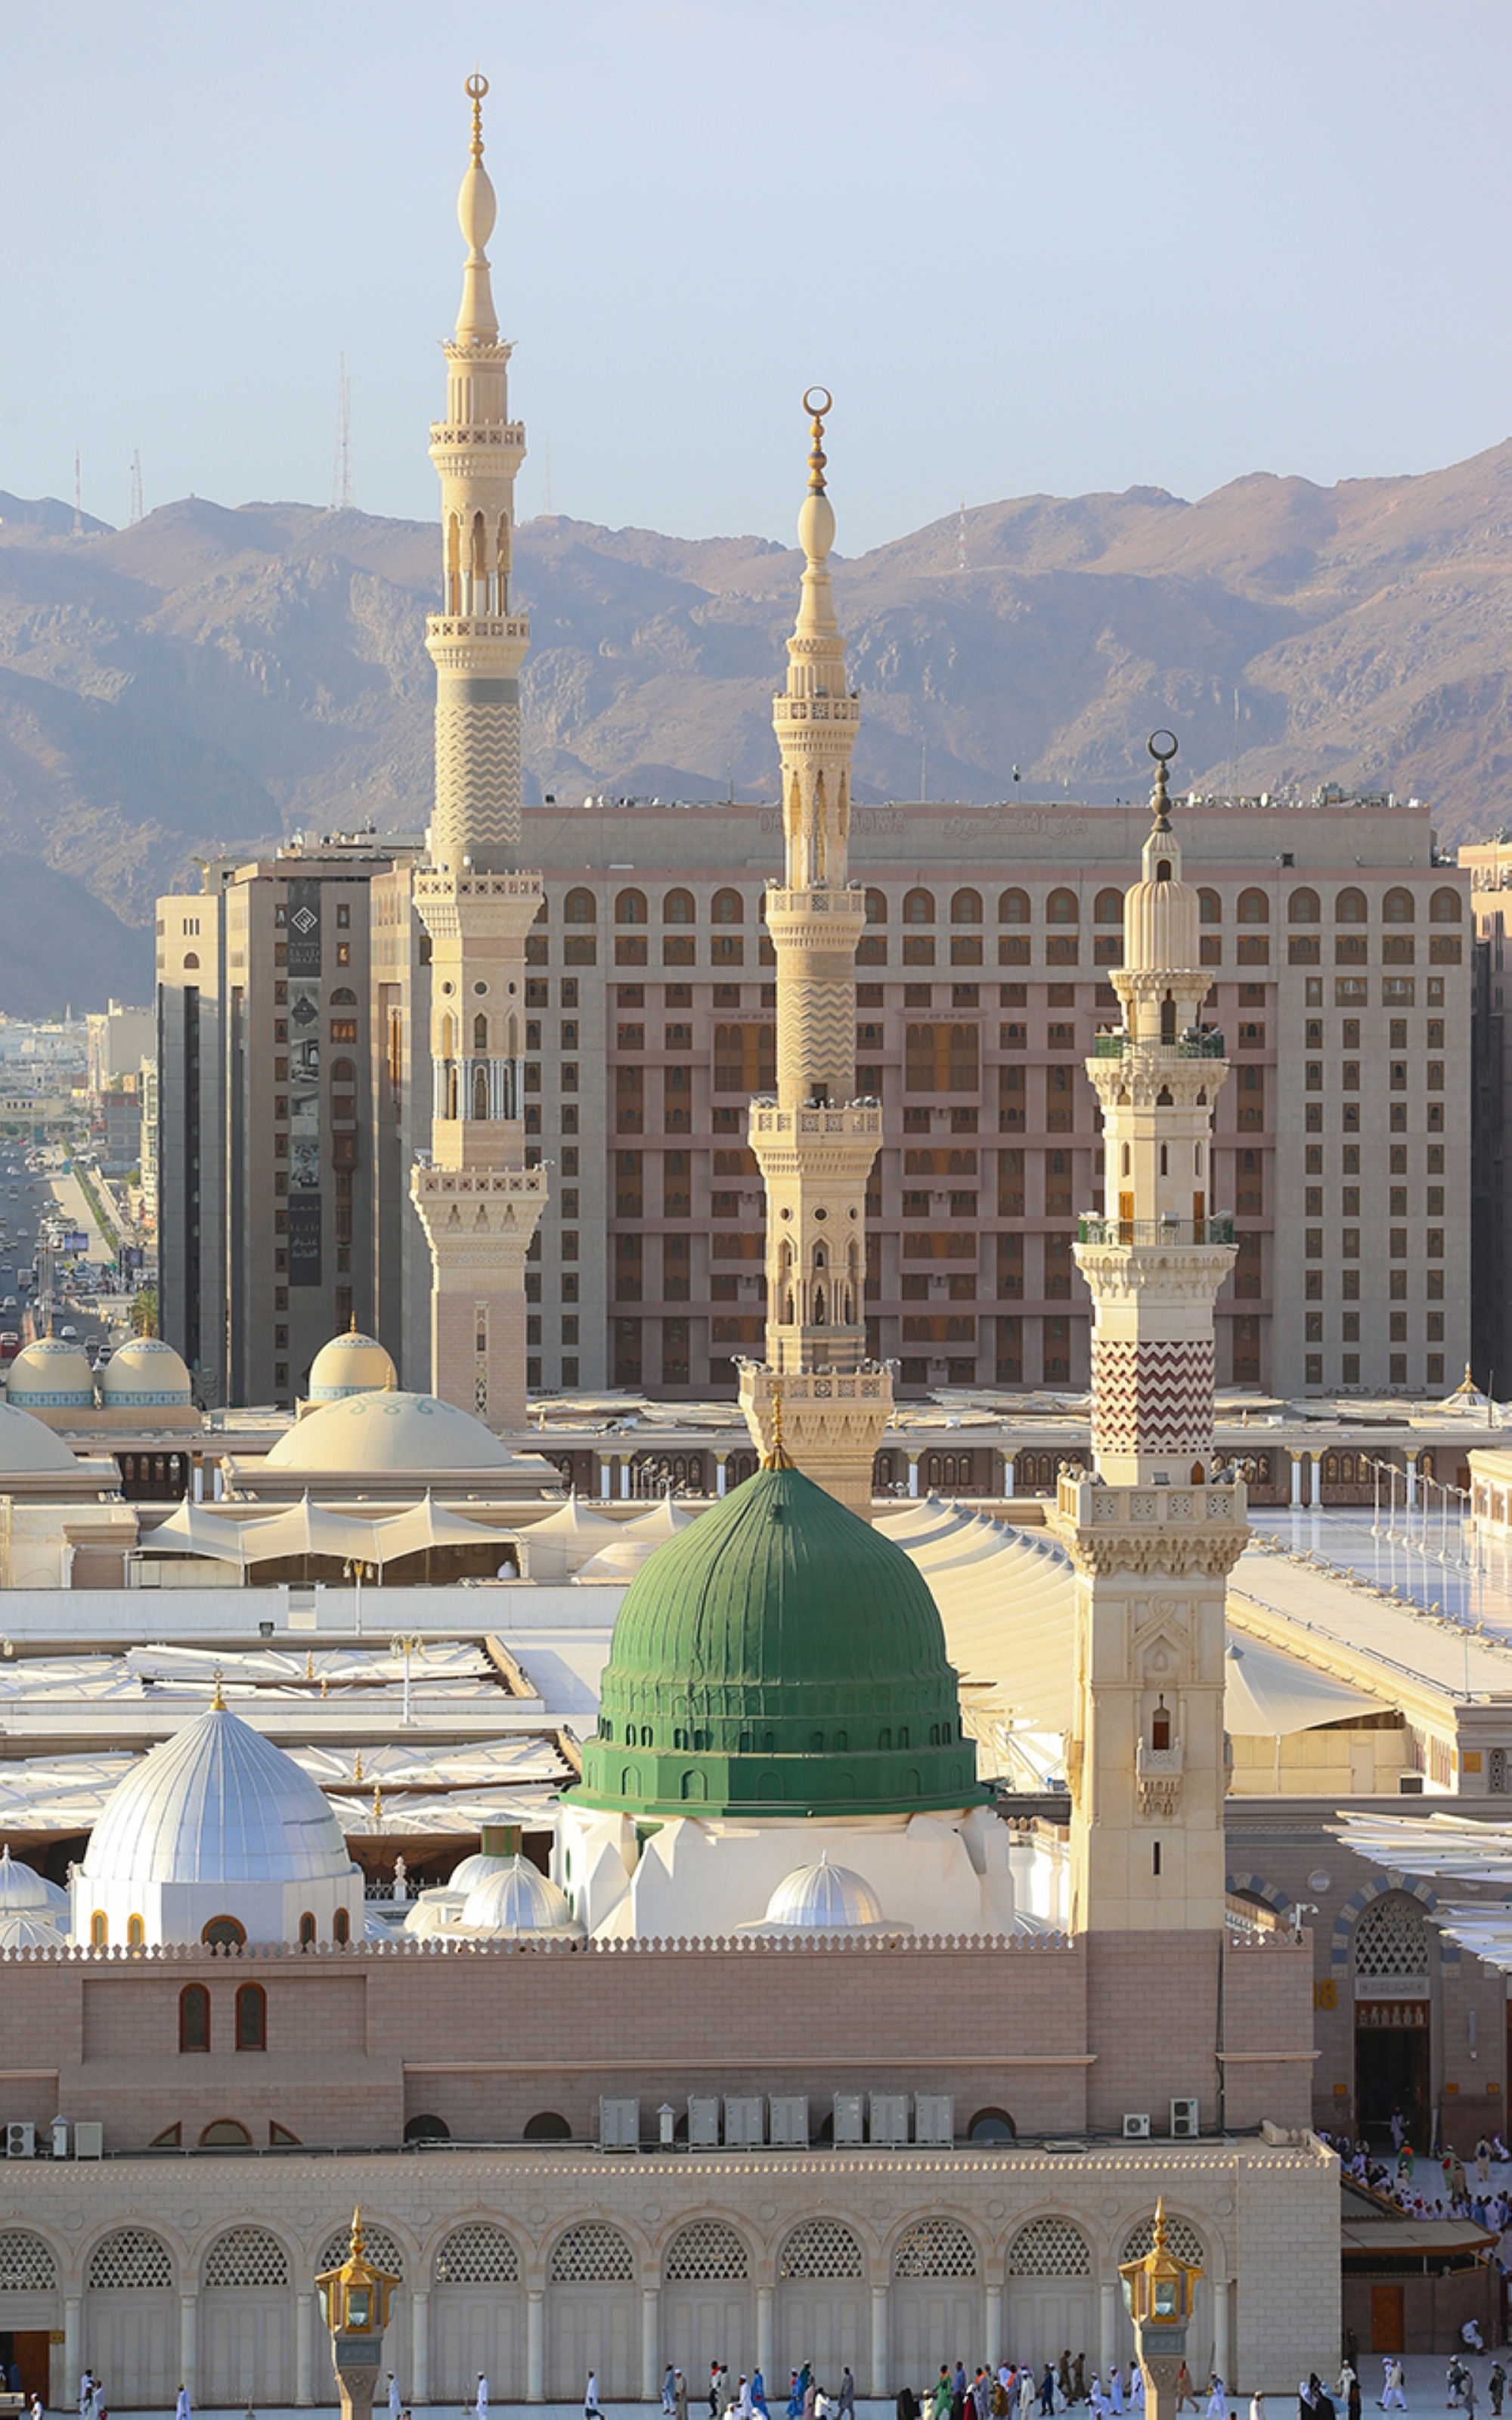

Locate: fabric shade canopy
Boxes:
[137,1501,277,1567]
[1222,1637,1382,1736]
[370,1491,503,1563]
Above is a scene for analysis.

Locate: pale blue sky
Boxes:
[2,0,1507,553]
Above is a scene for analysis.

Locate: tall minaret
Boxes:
[1048,734,1249,1933]
[739,395,893,1516]
[409,74,546,1430]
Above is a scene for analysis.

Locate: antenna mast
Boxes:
[129,452,144,526]
[72,451,83,538]
[956,498,968,574]
[333,355,353,511]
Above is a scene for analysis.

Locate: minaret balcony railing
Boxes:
[1077,1212,1235,1249]
[426,613,530,644]
[773,696,860,724]
[750,1102,882,1140]
[429,422,525,451]
[1091,1030,1226,1061]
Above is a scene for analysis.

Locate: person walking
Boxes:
[1477,2137,1493,2187]
[387,2373,401,2419]
[476,2378,490,2420]
[935,2372,953,2420]
[79,2374,97,2420]
[1041,2372,1056,2418]
[1207,2381,1226,2420]
[1251,2394,1267,2420]
[839,2372,857,2420]
[1176,2372,1197,2417]
[587,2372,604,2420]
[1486,2366,1504,2418]
[665,2373,677,2418]
[1380,2358,1407,2412]
[175,2388,191,2420]
[675,2374,689,2420]
[753,2375,769,2420]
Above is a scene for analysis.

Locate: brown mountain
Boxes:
[2,441,1511,1011]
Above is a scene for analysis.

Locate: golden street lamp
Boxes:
[317,2206,400,2420]
[1118,2200,1203,2420]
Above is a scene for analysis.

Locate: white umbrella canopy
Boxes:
[1222,1637,1384,1736]
[370,1493,506,1565]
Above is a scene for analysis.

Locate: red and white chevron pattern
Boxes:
[1092,1336,1215,1456]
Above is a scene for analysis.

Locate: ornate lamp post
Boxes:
[1118,2200,1203,2420]
[317,2207,400,2420]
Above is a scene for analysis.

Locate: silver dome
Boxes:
[763,1855,885,1930]
[83,1703,356,1887]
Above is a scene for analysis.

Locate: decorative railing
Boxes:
[1077,1214,1235,1248]
[1090,1031,1225,1061]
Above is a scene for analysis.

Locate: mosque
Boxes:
[0,70,1424,2417]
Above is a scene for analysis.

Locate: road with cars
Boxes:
[0,1146,132,1373]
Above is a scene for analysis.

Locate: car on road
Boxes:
[59,1324,76,1339]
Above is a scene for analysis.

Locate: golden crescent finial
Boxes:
[764,1379,795,1471]
[1147,729,1178,831]
[211,1667,225,1712]
[466,72,488,163]
[354,1748,364,1783]
[803,389,832,495]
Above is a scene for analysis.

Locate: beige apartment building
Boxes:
[1464,836,1512,1388]
[362,788,1470,1407]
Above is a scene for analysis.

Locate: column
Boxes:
[1001,1457,1015,1500]
[63,2295,80,2412]
[598,1456,612,1500]
[526,2287,545,2402]
[1099,2280,1117,2375]
[715,1454,729,1499]
[641,2285,660,2400]
[179,2289,197,2402]
[1407,1458,1418,1510]
[412,2288,431,2405]
[1212,2276,1230,2390]
[984,2283,1002,2364]
[1309,1447,1324,1509]
[756,2287,774,2387]
[907,1451,922,1498]
[1289,1450,1304,1508]
[869,2284,888,2397]
[295,2293,314,2407]
[619,1462,631,1501]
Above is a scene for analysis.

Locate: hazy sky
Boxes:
[2,1,1508,554]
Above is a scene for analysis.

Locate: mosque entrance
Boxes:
[0,2333,50,2404]
[1352,1894,1433,2149]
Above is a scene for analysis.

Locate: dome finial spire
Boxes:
[1148,728,1178,836]
[765,1379,794,1471]
[804,386,831,496]
[454,73,499,343]
[211,1667,225,1712]
[466,69,487,163]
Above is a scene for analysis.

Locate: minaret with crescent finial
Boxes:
[409,74,547,1431]
[739,396,893,1517]
[1048,734,1249,1934]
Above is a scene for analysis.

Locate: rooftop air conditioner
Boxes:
[597,2096,640,2152]
[687,2095,720,2150]
[833,2093,864,2148]
[723,2096,763,2149]
[914,2093,954,2149]
[869,2093,909,2148]
[1122,2113,1151,2140]
[5,2124,34,2160]
[768,2094,809,2149]
[73,2121,103,2161]
[1170,2099,1200,2139]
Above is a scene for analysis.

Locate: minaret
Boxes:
[409,74,546,1431]
[1047,734,1249,1933]
[739,395,892,1516]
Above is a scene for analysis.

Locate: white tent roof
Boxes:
[616,1495,696,1540]
[1222,1638,1380,1736]
[524,1494,622,1543]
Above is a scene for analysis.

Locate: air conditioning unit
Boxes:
[687,2095,720,2149]
[5,2124,34,2160]
[833,2093,864,2147]
[597,2096,640,2152]
[768,2094,809,2149]
[1170,2098,1200,2139]
[869,2093,909,2148]
[914,2093,954,2148]
[723,2096,764,2149]
[1122,2113,1151,2139]
[73,2121,103,2161]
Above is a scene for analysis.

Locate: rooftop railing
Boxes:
[1077,1213,1235,1248]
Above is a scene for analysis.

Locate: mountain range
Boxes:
[3,436,1512,1013]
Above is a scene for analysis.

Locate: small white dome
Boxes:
[100,1337,194,1407]
[575,1537,664,1581]
[0,1848,55,1913]
[6,1339,94,1408]
[460,1856,578,1935]
[84,1702,355,1887]
[0,1913,59,1951]
[446,1851,514,1892]
[308,1329,398,1402]
[264,1391,517,1475]
[0,1401,79,1474]
[764,1855,884,1930]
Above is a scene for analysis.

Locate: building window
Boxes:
[180,1985,211,2052]
[236,1984,266,2052]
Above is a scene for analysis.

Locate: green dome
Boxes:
[574,1463,984,1820]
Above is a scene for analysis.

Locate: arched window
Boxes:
[179,1984,211,2052]
[183,951,200,970]
[0,2232,56,2290]
[864,889,888,925]
[950,889,982,925]
[90,1911,107,1947]
[333,1908,350,1945]
[126,1914,144,1947]
[523,2110,572,2141]
[998,888,1030,924]
[1094,889,1123,925]
[615,889,646,926]
[903,889,935,925]
[435,2223,519,2282]
[1046,888,1079,925]
[565,888,596,923]
[235,1984,266,2052]
[299,1913,316,1947]
[893,2221,976,2279]
[201,1915,246,1949]
[87,2229,174,2291]
[712,889,743,924]
[1009,2220,1092,2276]
[330,986,358,1006]
[1237,888,1269,924]
[1355,1892,1430,1980]
[472,1013,488,1052]
[199,2118,252,2147]
[780,2220,863,2279]
[1383,887,1414,923]
[550,2223,634,2282]
[1288,889,1320,923]
[204,2229,290,2288]
[1198,889,1222,925]
[404,2114,451,2143]
[1430,886,1462,923]
[663,889,695,924]
[1336,887,1367,923]
[332,1058,355,1082]
[665,2223,749,2282]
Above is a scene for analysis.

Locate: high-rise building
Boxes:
[738,401,891,1513]
[1463,835,1512,1387]
[406,76,546,1432]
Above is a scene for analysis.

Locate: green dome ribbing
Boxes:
[574,1463,984,1820]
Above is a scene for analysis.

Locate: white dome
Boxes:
[460,1857,578,1934]
[764,1855,885,1930]
[446,1851,515,1891]
[6,1339,94,1408]
[83,1702,355,1887]
[100,1337,193,1407]
[264,1390,517,1475]
[308,1329,398,1402]
[0,1848,56,1913]
[575,1537,664,1581]
[0,1914,59,1951]
[0,1401,79,1475]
